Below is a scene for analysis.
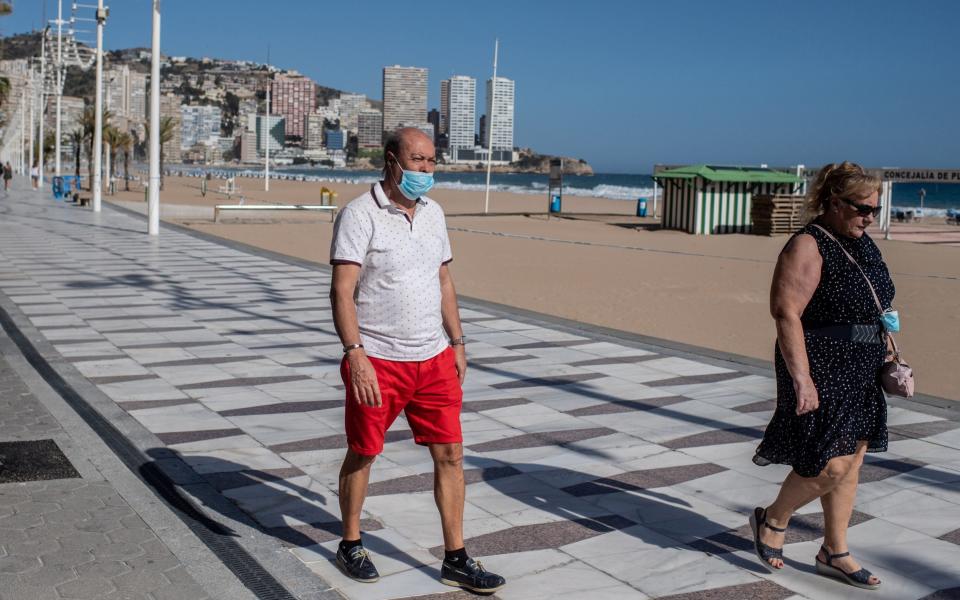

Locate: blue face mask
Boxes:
[881,308,900,333]
[391,155,434,200]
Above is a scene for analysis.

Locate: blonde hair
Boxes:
[806,161,882,221]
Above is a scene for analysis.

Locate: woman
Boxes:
[3,162,12,192]
[751,162,894,590]
[30,163,39,189]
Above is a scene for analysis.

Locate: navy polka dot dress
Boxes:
[754,220,895,477]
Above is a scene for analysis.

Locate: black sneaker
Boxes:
[440,557,506,594]
[336,544,380,583]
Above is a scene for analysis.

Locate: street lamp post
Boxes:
[55,0,63,177]
[38,27,47,188]
[148,0,161,236]
[92,0,107,212]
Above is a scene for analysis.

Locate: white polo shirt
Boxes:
[330,182,453,361]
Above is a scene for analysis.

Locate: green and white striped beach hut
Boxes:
[653,165,803,235]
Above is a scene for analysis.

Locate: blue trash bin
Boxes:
[52,177,64,199]
[636,197,648,217]
[549,195,562,213]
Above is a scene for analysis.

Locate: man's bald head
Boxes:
[384,127,434,160]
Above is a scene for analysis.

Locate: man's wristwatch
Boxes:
[343,343,364,354]
[450,336,467,346]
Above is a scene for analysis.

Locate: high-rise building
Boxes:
[427,109,441,144]
[270,73,315,140]
[439,80,450,135]
[304,113,326,150]
[239,130,258,162]
[339,93,366,133]
[180,105,222,150]
[256,115,285,153]
[325,129,346,151]
[484,76,515,150]
[159,94,182,162]
[357,110,383,148]
[382,65,428,138]
[444,76,476,150]
[104,66,148,122]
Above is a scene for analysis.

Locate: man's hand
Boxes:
[793,374,819,415]
[453,344,467,385]
[347,351,382,407]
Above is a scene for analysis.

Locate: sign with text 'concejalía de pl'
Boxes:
[879,169,960,183]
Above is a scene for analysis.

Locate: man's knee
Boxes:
[431,443,463,469]
[343,449,378,472]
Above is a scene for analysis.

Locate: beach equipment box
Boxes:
[653,165,803,235]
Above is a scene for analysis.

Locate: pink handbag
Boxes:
[813,225,915,397]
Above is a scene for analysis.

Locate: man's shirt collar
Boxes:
[373,181,428,211]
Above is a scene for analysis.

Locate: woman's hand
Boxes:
[793,374,820,415]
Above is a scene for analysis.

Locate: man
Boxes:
[329,128,505,594]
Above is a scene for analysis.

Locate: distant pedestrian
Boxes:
[30,163,39,189]
[751,162,894,591]
[3,162,12,193]
[329,128,505,594]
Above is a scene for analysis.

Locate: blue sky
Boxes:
[5,0,960,173]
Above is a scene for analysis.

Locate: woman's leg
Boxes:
[759,452,860,568]
[819,442,879,584]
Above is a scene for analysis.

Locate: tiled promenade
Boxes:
[1,182,959,599]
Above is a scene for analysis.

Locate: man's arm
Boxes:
[439,263,466,385]
[331,263,382,407]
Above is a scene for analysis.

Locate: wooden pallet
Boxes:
[751,195,806,235]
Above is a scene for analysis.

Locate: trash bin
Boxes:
[52,176,64,199]
[549,195,562,213]
[636,197,648,217]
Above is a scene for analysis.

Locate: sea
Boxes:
[168,166,960,215]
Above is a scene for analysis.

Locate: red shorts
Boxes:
[342,347,463,456]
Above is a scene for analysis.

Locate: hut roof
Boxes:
[653,164,803,184]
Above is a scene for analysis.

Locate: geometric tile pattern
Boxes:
[1,193,959,599]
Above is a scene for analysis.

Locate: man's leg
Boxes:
[429,442,465,551]
[339,449,377,542]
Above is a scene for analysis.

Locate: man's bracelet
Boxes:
[450,336,467,346]
[343,343,364,354]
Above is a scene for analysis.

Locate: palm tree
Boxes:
[144,116,177,190]
[116,131,134,191]
[69,129,86,179]
[103,125,121,191]
[0,2,12,16]
[79,106,112,190]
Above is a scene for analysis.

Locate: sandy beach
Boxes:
[109,174,960,401]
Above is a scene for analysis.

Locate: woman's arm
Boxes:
[770,234,822,415]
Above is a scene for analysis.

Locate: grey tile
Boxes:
[85,314,176,322]
[117,398,196,411]
[144,356,263,368]
[155,428,246,445]
[88,374,160,385]
[227,327,306,336]
[469,355,537,366]
[565,396,686,416]
[919,589,960,600]
[65,354,128,363]
[503,340,593,350]
[118,341,228,349]
[201,467,307,492]
[429,515,634,558]
[733,399,777,413]
[461,398,531,412]
[467,427,617,452]
[888,420,960,441]
[662,426,765,450]
[563,463,728,497]
[656,580,794,600]
[179,375,312,390]
[270,430,413,453]
[491,373,607,390]
[645,372,745,387]
[367,466,522,497]
[569,354,662,367]
[219,400,343,416]
[859,457,926,483]
[104,326,204,334]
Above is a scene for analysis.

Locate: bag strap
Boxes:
[810,224,884,314]
[811,224,901,359]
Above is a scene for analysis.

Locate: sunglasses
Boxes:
[840,197,882,218]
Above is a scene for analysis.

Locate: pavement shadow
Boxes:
[462,456,767,574]
[144,448,428,571]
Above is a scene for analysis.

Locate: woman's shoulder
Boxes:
[781,228,821,260]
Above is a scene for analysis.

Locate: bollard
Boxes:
[636,197,648,217]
